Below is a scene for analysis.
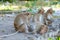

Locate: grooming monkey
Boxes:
[30,8,48,34]
[14,12,33,33]
[33,8,45,24]
[44,8,53,25]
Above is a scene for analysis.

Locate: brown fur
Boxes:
[14,12,32,33]
[44,8,53,25]
[14,8,49,34]
[37,25,48,35]
[33,8,45,23]
[31,8,45,34]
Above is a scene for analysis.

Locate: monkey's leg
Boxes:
[14,23,19,31]
[17,24,26,33]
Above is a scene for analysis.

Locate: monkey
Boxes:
[14,12,33,33]
[29,8,46,34]
[44,8,54,25]
[33,8,45,24]
[0,12,32,38]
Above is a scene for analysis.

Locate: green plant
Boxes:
[56,37,60,40]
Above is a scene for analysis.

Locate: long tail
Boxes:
[0,31,18,38]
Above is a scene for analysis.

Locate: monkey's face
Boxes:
[48,8,53,14]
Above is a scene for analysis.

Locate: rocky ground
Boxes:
[0,15,60,40]
[0,16,39,40]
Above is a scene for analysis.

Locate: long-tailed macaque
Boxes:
[14,12,32,33]
[44,8,53,25]
[0,12,33,38]
[30,8,48,34]
[33,8,45,24]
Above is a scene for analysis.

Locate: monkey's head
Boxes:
[47,8,53,14]
[24,12,30,16]
[38,8,45,14]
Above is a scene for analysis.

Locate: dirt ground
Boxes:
[0,14,60,40]
[0,16,40,40]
